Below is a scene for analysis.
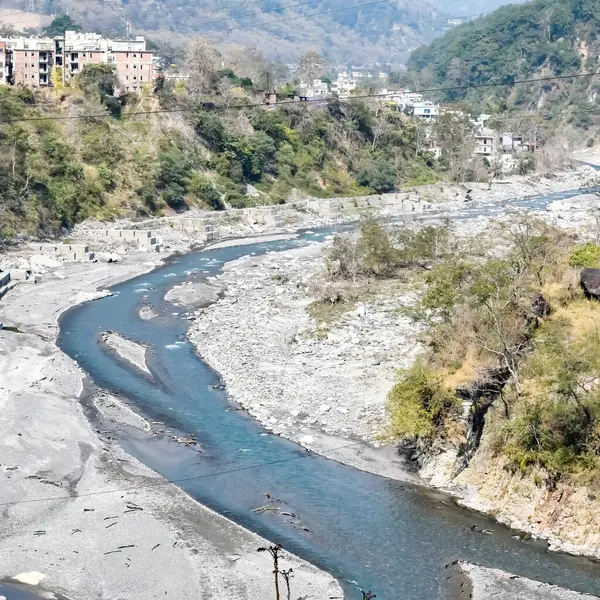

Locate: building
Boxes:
[381,88,424,109]
[474,127,498,156]
[299,78,329,98]
[501,132,524,151]
[412,101,440,120]
[0,30,154,93]
[0,40,9,85]
[331,72,357,97]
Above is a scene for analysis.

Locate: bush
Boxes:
[356,158,396,193]
[388,360,458,438]
[569,243,600,268]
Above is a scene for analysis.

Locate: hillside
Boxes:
[0,0,449,66]
[0,64,438,241]
[432,0,527,18]
[407,0,600,124]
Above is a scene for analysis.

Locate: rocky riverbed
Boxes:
[189,242,424,479]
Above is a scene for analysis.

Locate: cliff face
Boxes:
[418,406,600,558]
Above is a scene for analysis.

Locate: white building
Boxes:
[382,88,424,109]
[412,101,439,120]
[332,72,357,97]
[299,78,329,98]
[474,127,498,156]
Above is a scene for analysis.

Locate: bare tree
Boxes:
[298,51,328,83]
[257,544,283,600]
[280,568,294,600]
[185,37,221,95]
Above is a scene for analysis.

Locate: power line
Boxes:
[0,440,364,507]
[2,69,600,124]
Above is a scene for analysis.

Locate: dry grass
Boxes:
[307,298,358,324]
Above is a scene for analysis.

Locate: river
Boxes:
[58,186,600,600]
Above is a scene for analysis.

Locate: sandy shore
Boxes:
[0,251,342,600]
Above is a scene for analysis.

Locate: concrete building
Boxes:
[412,101,440,120]
[501,132,523,151]
[0,30,154,93]
[382,88,424,109]
[331,72,357,97]
[474,128,498,156]
[0,41,9,85]
[299,78,329,98]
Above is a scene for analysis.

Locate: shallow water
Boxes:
[59,188,600,600]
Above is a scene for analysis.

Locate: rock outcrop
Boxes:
[580,268,600,299]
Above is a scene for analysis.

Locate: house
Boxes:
[502,133,524,151]
[474,127,498,156]
[331,72,357,97]
[381,88,423,109]
[412,101,440,120]
[299,78,329,98]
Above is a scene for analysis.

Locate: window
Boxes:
[133,64,136,69]
[133,53,136,58]
[126,64,129,69]
[140,76,143,81]
[125,75,128,80]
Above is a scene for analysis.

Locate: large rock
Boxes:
[580,268,600,299]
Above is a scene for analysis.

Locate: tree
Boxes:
[76,63,118,98]
[432,112,475,181]
[44,15,80,36]
[356,158,396,193]
[185,38,220,95]
[298,51,328,83]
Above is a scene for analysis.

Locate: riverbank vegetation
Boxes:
[321,215,600,486]
[0,43,441,241]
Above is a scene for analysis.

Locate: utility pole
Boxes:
[126,18,132,39]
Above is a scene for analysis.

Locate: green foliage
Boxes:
[407,0,591,109]
[569,243,600,268]
[356,158,396,193]
[388,360,458,438]
[44,15,81,36]
[75,64,125,115]
[156,149,191,210]
[501,321,600,476]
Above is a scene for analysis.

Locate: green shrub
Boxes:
[569,243,600,268]
[388,361,458,438]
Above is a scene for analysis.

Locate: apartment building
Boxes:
[0,41,7,85]
[0,30,154,93]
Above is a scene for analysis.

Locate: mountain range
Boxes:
[0,0,528,65]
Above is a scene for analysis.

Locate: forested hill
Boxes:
[2,0,447,66]
[407,0,600,112]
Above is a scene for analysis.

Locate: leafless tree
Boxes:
[185,37,221,96]
[280,568,294,600]
[257,544,283,600]
[298,51,328,83]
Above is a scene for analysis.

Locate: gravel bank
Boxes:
[100,331,151,376]
[456,563,599,600]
